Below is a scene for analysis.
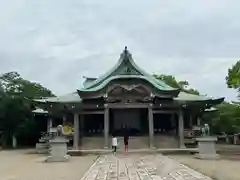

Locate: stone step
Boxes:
[81,136,149,149]
[117,136,149,149]
[154,135,179,148]
[81,137,105,149]
[80,135,180,149]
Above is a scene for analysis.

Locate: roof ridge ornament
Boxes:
[121,46,132,59]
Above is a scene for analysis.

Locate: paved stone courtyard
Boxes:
[1,149,240,180]
[170,154,240,180]
[81,154,211,180]
[2,149,240,180]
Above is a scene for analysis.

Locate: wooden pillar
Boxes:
[104,104,109,148]
[197,116,201,126]
[62,115,67,124]
[80,114,84,136]
[47,117,52,133]
[73,113,79,149]
[178,110,186,148]
[148,104,154,149]
[189,114,193,128]
[170,113,175,127]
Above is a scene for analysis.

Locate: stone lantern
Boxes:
[45,125,70,162]
[195,124,219,159]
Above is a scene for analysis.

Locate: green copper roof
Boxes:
[83,77,97,87]
[174,92,210,101]
[174,91,224,105]
[79,47,177,92]
[34,92,81,103]
[174,92,223,102]
[33,91,222,104]
[32,48,224,104]
[80,75,176,92]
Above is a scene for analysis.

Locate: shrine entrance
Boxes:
[110,108,148,136]
[153,113,177,135]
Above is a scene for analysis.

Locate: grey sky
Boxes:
[0,0,239,100]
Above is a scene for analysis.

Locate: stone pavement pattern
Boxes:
[81,154,212,180]
[171,155,240,180]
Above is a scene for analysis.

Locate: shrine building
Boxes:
[33,47,224,149]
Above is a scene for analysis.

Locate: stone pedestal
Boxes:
[45,136,70,162]
[195,137,219,160]
[36,142,49,154]
[36,134,51,154]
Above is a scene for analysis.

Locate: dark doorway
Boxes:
[110,108,148,136]
[83,114,104,136]
[153,113,176,135]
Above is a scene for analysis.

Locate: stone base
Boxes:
[45,136,69,163]
[195,136,219,160]
[36,149,49,154]
[180,145,186,149]
[195,153,220,160]
[150,145,156,150]
[45,155,70,162]
[36,143,50,154]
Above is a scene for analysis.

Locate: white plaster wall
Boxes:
[113,109,140,130]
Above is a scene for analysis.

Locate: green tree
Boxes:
[0,97,31,147]
[153,74,240,134]
[0,72,54,98]
[153,74,200,95]
[204,102,240,134]
[220,61,240,134]
[226,61,240,97]
[0,72,55,148]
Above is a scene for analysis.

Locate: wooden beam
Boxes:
[153,110,177,114]
[81,111,104,114]
[107,103,149,109]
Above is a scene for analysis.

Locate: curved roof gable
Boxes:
[80,47,178,93]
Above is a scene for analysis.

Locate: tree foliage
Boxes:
[0,72,55,147]
[0,72,54,98]
[153,74,200,95]
[204,102,240,134]
[0,97,31,147]
[226,60,240,97]
[213,61,240,134]
[154,74,240,134]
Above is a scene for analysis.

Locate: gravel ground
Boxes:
[0,150,97,180]
[169,154,240,180]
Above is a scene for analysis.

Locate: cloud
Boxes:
[0,0,239,101]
